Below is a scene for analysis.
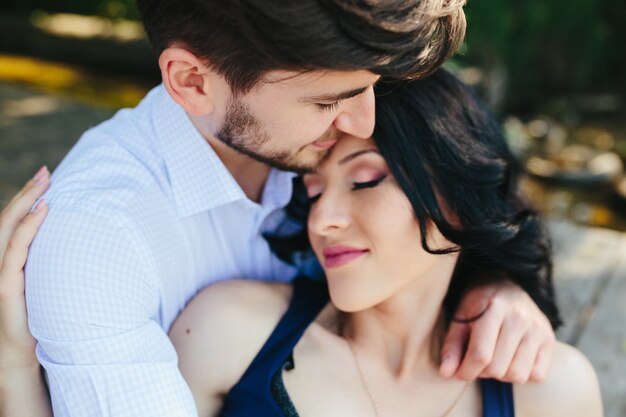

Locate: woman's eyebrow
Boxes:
[338,149,380,165]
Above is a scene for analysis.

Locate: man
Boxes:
[0,1,555,416]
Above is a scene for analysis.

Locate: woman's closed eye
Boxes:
[307,174,388,204]
[352,174,388,191]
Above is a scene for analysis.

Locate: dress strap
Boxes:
[480,379,515,417]
[220,276,329,417]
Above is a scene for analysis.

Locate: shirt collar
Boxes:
[261,168,298,213]
[150,85,297,218]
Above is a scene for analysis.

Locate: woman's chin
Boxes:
[328,286,382,313]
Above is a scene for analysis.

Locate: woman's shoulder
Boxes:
[174,279,293,326]
[169,280,293,408]
[513,341,603,417]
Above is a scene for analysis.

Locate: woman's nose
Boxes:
[308,196,351,236]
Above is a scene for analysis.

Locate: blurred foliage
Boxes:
[1,0,625,111]
[460,0,626,111]
[0,0,139,20]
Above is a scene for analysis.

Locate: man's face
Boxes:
[214,70,379,173]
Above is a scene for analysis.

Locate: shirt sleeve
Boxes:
[25,204,199,417]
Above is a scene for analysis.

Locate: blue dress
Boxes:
[221,277,515,417]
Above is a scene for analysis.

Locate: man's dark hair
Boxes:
[135,0,466,94]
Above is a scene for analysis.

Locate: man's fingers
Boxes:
[0,200,48,284]
[454,305,504,380]
[529,341,553,382]
[0,168,50,257]
[439,322,469,378]
[502,334,543,384]
[479,317,527,379]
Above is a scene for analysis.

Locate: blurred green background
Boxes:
[461,0,626,112]
[1,0,140,20]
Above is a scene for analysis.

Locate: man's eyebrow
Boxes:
[300,86,370,103]
[338,149,380,165]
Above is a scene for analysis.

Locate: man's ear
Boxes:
[159,46,216,116]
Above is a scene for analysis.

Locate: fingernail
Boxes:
[32,199,47,213]
[33,166,49,184]
[440,356,451,369]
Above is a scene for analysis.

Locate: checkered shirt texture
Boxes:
[25,85,299,416]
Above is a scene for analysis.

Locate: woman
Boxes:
[167,70,600,416]
[0,70,601,416]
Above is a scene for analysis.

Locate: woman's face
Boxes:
[304,136,456,312]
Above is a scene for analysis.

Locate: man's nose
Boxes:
[332,87,375,139]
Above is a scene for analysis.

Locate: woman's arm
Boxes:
[514,341,603,417]
[0,168,52,417]
[0,364,51,417]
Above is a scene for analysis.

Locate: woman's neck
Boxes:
[341,255,456,382]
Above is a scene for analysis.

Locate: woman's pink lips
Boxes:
[312,139,338,149]
[323,248,368,268]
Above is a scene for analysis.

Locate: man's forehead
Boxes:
[262,69,380,89]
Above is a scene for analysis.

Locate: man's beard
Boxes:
[215,98,320,174]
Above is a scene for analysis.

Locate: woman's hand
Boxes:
[440,280,555,383]
[0,167,49,369]
[0,168,53,417]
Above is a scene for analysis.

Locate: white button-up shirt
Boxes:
[25,85,299,417]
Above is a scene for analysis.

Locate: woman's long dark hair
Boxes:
[266,69,561,329]
[373,70,560,328]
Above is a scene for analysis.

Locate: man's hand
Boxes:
[439,280,555,383]
[0,166,49,369]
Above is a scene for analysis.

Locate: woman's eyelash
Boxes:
[316,101,341,112]
[306,174,387,203]
[352,174,387,191]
